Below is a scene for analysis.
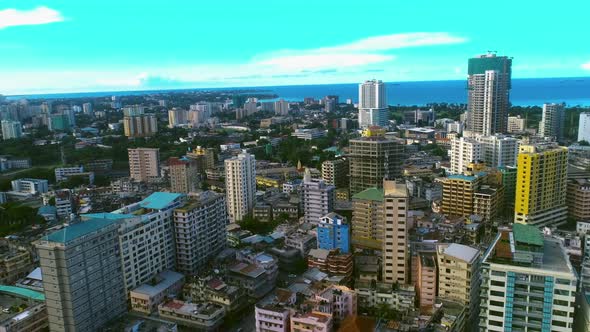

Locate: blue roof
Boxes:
[0,285,45,301]
[45,218,117,243]
[139,192,183,210]
[37,205,56,215]
[447,172,486,181]
[82,212,136,220]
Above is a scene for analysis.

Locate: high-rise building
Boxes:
[128,148,161,182]
[566,178,590,222]
[579,112,590,142]
[539,103,565,141]
[499,166,518,212]
[274,99,289,116]
[173,191,227,275]
[477,134,520,168]
[514,144,568,227]
[1,120,22,139]
[348,128,404,195]
[466,53,512,136]
[187,146,216,170]
[35,218,127,332]
[123,114,158,137]
[321,158,348,189]
[302,168,335,224]
[437,243,480,329]
[382,180,409,284]
[479,224,577,332]
[168,108,188,128]
[358,80,388,128]
[507,115,526,133]
[168,157,199,193]
[224,152,256,222]
[187,107,211,127]
[351,187,384,250]
[82,102,93,115]
[318,212,350,253]
[450,137,482,174]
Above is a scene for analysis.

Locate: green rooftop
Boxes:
[45,218,117,243]
[0,285,45,301]
[513,223,544,247]
[352,187,384,202]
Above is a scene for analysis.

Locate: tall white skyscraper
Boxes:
[477,134,520,168]
[225,152,256,222]
[302,168,335,224]
[578,112,590,143]
[358,79,388,128]
[539,102,565,141]
[450,137,482,174]
[466,54,512,136]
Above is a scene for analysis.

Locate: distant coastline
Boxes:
[6,77,590,107]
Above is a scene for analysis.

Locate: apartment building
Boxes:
[382,180,409,285]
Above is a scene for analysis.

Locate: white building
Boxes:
[173,191,227,275]
[291,128,326,140]
[54,166,85,182]
[274,99,290,116]
[358,79,388,128]
[507,115,526,133]
[224,152,256,222]
[480,224,577,332]
[82,192,185,292]
[446,121,464,134]
[302,168,335,224]
[168,108,188,128]
[477,134,520,168]
[11,178,49,194]
[539,103,565,141]
[579,113,590,143]
[54,189,74,220]
[450,137,482,174]
[1,120,23,140]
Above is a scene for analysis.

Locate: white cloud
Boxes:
[317,32,466,53]
[258,53,394,71]
[582,62,590,70]
[0,6,63,29]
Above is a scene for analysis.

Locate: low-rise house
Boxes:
[130,270,184,314]
[158,300,225,331]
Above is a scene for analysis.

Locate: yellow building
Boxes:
[362,126,386,137]
[351,187,384,250]
[256,176,281,188]
[514,144,568,227]
[439,173,485,217]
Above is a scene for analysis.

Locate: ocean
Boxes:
[6,77,590,107]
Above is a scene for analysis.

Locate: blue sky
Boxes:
[1,0,589,94]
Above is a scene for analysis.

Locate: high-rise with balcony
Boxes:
[466,53,512,136]
[450,137,482,174]
[539,103,565,141]
[382,180,409,285]
[35,218,127,332]
[302,169,335,225]
[224,152,256,222]
[168,157,199,193]
[128,148,161,182]
[477,134,520,168]
[348,127,404,195]
[358,80,388,128]
[514,143,568,227]
[321,158,348,189]
[173,191,227,275]
[479,224,577,332]
[123,112,158,137]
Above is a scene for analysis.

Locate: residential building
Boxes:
[507,115,526,133]
[450,137,482,174]
[10,178,48,194]
[82,192,185,291]
[437,243,480,329]
[130,270,184,314]
[312,285,357,323]
[307,249,353,283]
[351,187,384,250]
[275,99,289,115]
[35,218,127,332]
[477,134,520,168]
[466,53,512,135]
[302,168,335,224]
[567,178,590,221]
[168,108,188,127]
[416,253,437,312]
[183,276,247,313]
[0,244,32,285]
[290,312,332,332]
[318,213,350,253]
[228,252,278,299]
[579,112,590,142]
[358,80,388,128]
[291,128,326,140]
[187,146,216,170]
[440,172,485,217]
[0,286,48,332]
[224,152,256,222]
[158,300,225,331]
[539,102,566,141]
[285,231,317,256]
[173,191,227,275]
[514,144,568,227]
[255,302,292,332]
[382,180,409,284]
[355,281,416,313]
[54,189,74,220]
[123,114,158,137]
[128,148,161,182]
[54,165,85,182]
[168,157,198,193]
[321,158,348,188]
[500,166,518,212]
[348,128,404,194]
[1,120,22,139]
[82,102,92,115]
[479,224,577,332]
[473,184,504,222]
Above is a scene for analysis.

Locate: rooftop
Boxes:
[44,218,117,244]
[352,187,384,202]
[139,192,184,210]
[0,285,45,301]
[442,243,479,264]
[82,212,136,220]
[131,270,184,297]
[513,223,544,247]
[160,300,223,317]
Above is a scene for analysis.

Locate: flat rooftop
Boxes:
[44,218,117,243]
[139,192,183,210]
[131,270,184,297]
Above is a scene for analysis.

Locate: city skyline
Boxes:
[1,0,589,94]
